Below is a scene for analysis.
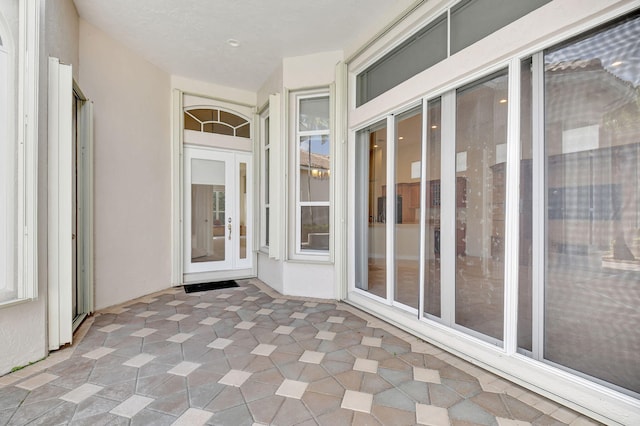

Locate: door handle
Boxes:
[227,223,232,240]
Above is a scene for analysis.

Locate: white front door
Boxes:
[184,146,252,275]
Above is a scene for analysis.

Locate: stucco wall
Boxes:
[79,19,172,310]
[257,65,283,109]
[171,75,256,106]
[45,0,79,79]
[283,51,342,90]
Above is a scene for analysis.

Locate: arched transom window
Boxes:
[184,107,251,138]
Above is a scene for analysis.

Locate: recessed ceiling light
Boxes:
[398,136,404,140]
[431,125,438,129]
[499,99,507,104]
[227,38,240,48]
[373,144,379,148]
[611,60,623,67]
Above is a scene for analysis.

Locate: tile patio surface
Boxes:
[0,279,600,425]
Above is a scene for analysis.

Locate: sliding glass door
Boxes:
[454,71,508,342]
[355,120,388,300]
[353,11,640,398]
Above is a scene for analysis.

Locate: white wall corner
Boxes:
[283,50,344,89]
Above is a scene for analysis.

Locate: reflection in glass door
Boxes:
[184,147,252,274]
[355,76,509,345]
[424,98,442,318]
[454,71,508,342]
[355,121,388,300]
[239,161,247,260]
[189,157,230,269]
[394,107,422,309]
[540,15,640,394]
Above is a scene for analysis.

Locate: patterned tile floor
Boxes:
[0,279,601,425]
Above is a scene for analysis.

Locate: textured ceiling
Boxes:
[73,0,417,92]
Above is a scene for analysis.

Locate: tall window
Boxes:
[294,93,331,255]
[0,0,38,305]
[0,10,15,303]
[261,112,270,248]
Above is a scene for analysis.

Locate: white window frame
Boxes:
[259,107,270,251]
[0,0,39,307]
[290,90,332,261]
[0,13,13,303]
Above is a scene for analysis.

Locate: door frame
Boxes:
[182,147,254,283]
[48,58,94,350]
[172,91,257,286]
[71,80,94,331]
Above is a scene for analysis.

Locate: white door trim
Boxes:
[172,91,257,286]
[81,98,94,316]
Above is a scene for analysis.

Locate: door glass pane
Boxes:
[519,58,533,352]
[455,70,508,341]
[355,123,388,299]
[264,115,270,247]
[544,14,640,394]
[300,135,330,202]
[191,159,225,263]
[239,162,247,259]
[424,98,442,317]
[265,147,270,203]
[265,207,270,246]
[394,107,422,309]
[300,206,329,251]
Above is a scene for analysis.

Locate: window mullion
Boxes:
[299,129,329,137]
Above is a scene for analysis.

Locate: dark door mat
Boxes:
[183,280,238,293]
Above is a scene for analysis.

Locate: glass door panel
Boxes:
[191,158,227,265]
[455,70,508,342]
[184,147,251,274]
[367,126,387,299]
[355,122,388,299]
[542,15,640,393]
[424,98,442,318]
[239,162,247,260]
[519,57,533,352]
[394,107,422,309]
